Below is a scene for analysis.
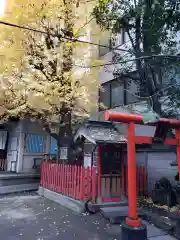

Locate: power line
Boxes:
[75,54,180,68]
[123,82,179,100]
[0,20,130,53]
[1,22,179,103]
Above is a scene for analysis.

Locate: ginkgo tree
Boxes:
[0,0,100,161]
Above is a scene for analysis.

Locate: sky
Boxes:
[0,0,6,16]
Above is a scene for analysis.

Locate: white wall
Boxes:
[6,121,21,172]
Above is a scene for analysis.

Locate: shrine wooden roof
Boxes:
[74,120,127,144]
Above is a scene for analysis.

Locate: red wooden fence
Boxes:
[40,161,97,201]
[40,161,148,202]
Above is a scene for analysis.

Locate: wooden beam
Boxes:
[135,136,177,145]
[105,111,180,128]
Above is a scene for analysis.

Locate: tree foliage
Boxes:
[0,0,100,143]
[93,0,180,115]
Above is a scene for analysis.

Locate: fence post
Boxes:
[77,166,80,199]
[73,165,77,199]
[67,165,70,196]
[62,164,65,194]
[45,162,48,188]
[87,167,91,199]
[80,166,85,200]
[92,166,96,201]
[65,164,67,195]
[40,161,44,186]
[71,165,75,198]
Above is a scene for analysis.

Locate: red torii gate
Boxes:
[104,111,180,240]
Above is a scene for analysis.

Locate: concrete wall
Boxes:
[124,150,177,196]
[147,152,177,194]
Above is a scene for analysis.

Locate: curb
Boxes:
[0,183,39,195]
[38,186,86,213]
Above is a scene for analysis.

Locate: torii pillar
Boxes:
[105,111,180,240]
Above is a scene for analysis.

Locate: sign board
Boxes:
[84,154,91,168]
[60,147,68,160]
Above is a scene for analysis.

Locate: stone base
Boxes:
[38,186,86,213]
[121,220,147,240]
[174,219,180,239]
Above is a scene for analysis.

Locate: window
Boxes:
[99,79,124,110]
[99,83,110,110]
[25,134,45,153]
[111,81,124,108]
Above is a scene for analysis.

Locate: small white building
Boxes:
[0,119,57,173]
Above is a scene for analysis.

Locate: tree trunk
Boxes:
[56,0,74,164]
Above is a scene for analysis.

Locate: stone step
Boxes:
[87,200,128,213]
[100,205,144,224]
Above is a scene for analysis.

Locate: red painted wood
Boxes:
[66,164,68,195]
[51,164,54,190]
[68,165,70,196]
[71,165,74,196]
[135,136,176,145]
[97,145,101,200]
[70,165,72,196]
[47,163,50,188]
[40,161,148,205]
[44,162,47,188]
[65,164,67,195]
[52,164,55,191]
[92,166,96,201]
[102,197,121,202]
[127,122,138,220]
[57,164,60,192]
[80,166,85,200]
[69,165,72,196]
[62,164,65,193]
[40,162,44,186]
[176,129,180,180]
[73,165,77,198]
[121,147,125,198]
[77,166,81,199]
[75,166,79,199]
[59,164,62,193]
[105,110,180,127]
[87,167,90,199]
[67,164,69,195]
[55,164,57,192]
